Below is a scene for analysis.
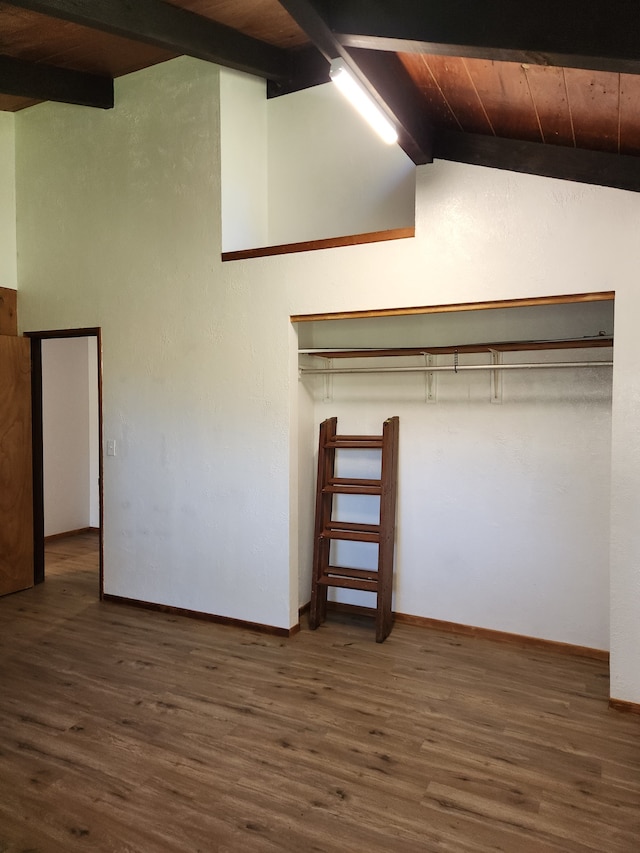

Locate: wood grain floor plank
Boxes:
[0,533,637,852]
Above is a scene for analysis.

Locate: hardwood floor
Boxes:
[0,533,638,852]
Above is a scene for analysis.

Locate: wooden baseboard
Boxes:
[103,593,298,638]
[305,601,610,662]
[395,612,609,661]
[609,697,640,715]
[44,526,99,542]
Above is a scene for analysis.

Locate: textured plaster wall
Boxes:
[14,57,640,701]
[244,161,637,696]
[266,82,415,245]
[219,69,268,252]
[221,75,415,250]
[16,58,292,630]
[0,112,17,290]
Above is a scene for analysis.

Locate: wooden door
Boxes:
[0,335,33,596]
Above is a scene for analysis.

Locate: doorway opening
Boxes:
[26,328,104,597]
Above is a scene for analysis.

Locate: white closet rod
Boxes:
[300,361,613,376]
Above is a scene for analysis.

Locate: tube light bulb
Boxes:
[329,58,399,145]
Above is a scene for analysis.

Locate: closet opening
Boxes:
[293,292,614,653]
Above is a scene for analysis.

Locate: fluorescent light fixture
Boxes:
[329,57,399,145]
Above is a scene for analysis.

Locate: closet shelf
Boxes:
[299,336,613,360]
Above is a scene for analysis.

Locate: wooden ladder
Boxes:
[309,416,399,642]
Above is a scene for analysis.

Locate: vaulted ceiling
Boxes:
[2,0,640,192]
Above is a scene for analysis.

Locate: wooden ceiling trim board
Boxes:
[522,66,545,144]
[0,52,113,107]
[434,129,640,193]
[563,69,620,154]
[168,1,309,49]
[328,0,640,75]
[0,92,40,111]
[397,53,461,131]
[461,58,496,137]
[463,58,542,144]
[421,55,493,136]
[619,74,640,157]
[275,0,433,164]
[0,4,176,77]
[522,65,575,148]
[291,292,615,323]
[617,74,622,155]
[6,0,290,80]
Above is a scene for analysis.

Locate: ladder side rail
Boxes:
[309,417,337,629]
[376,416,400,642]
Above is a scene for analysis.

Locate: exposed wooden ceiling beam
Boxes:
[7,0,290,81]
[326,0,640,75]
[0,54,113,108]
[434,130,640,194]
[276,0,433,165]
[267,44,330,97]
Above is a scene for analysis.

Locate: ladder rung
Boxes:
[322,530,380,543]
[326,521,380,533]
[317,575,378,593]
[323,484,381,496]
[327,439,384,449]
[322,521,380,543]
[332,434,381,441]
[329,477,382,487]
[325,565,379,581]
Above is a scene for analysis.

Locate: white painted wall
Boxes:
[220,69,268,252]
[219,74,415,250]
[16,58,292,632]
[42,337,98,537]
[267,83,415,245]
[0,112,17,290]
[13,57,640,703]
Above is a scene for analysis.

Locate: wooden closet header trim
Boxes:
[291,291,615,323]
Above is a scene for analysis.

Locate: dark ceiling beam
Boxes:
[267,44,330,97]
[0,54,113,108]
[434,130,640,194]
[7,0,290,81]
[347,48,432,165]
[276,0,433,164]
[325,0,640,75]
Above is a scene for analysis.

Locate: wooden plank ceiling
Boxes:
[1,0,640,190]
[401,54,640,156]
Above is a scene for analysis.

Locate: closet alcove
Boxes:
[294,293,614,651]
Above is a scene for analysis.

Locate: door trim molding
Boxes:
[24,328,104,599]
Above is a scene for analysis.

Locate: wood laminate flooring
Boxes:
[0,532,638,852]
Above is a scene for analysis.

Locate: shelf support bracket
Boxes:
[490,349,503,404]
[424,353,437,403]
[323,357,333,403]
